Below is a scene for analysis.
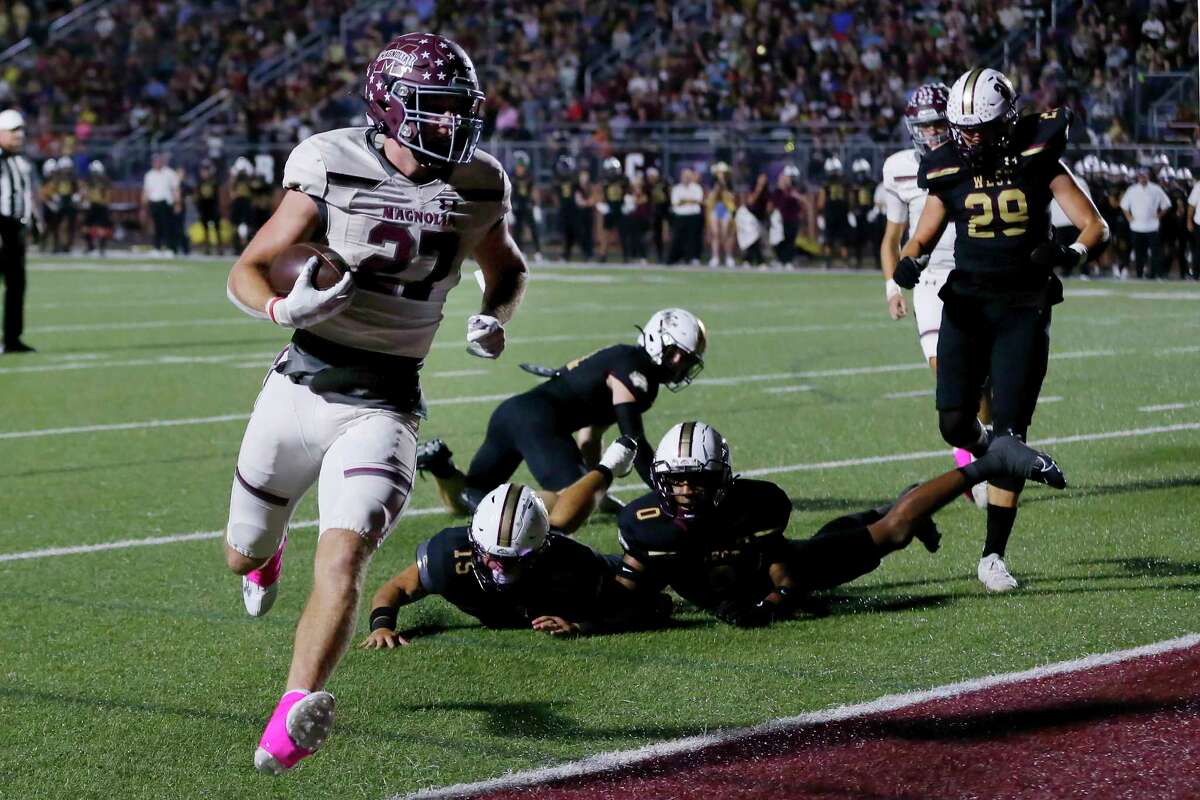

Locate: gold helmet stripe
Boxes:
[497,484,522,548]
[678,421,697,458]
[962,67,985,118]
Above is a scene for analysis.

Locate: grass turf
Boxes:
[1,256,1198,799]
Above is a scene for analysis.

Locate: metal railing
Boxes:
[0,0,128,64]
[1140,72,1199,142]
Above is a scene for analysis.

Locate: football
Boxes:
[267,243,350,295]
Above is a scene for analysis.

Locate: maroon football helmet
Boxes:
[904,83,951,156]
[363,33,485,166]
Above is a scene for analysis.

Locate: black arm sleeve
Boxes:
[613,402,654,486]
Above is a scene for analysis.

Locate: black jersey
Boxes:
[617,479,793,610]
[416,526,632,629]
[512,174,536,208]
[532,344,661,432]
[603,179,629,212]
[557,180,577,212]
[822,181,850,211]
[919,108,1072,297]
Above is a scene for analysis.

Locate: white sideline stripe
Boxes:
[884,389,934,399]
[697,349,1113,387]
[28,317,252,334]
[400,633,1200,800]
[762,384,814,394]
[0,392,515,440]
[1139,401,1197,413]
[607,421,1200,493]
[0,350,277,376]
[7,421,1197,564]
[0,508,450,563]
[1163,345,1200,354]
[1038,395,1064,404]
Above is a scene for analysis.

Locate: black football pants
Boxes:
[464,394,587,493]
[0,217,26,346]
[935,295,1051,441]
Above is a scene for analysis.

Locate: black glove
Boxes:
[1030,241,1082,269]
[892,256,925,290]
[714,599,773,628]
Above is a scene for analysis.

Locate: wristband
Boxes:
[265,296,285,325]
[1068,242,1088,266]
[369,606,397,632]
[594,464,613,484]
[885,278,901,299]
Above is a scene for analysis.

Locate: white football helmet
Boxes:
[56,156,74,172]
[231,156,254,177]
[637,308,707,391]
[824,156,843,174]
[946,67,1019,165]
[651,421,733,520]
[851,158,871,176]
[88,160,105,176]
[468,484,549,591]
[42,159,57,177]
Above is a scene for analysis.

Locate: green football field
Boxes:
[1,255,1198,799]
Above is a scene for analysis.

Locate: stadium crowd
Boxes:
[1,0,1195,152]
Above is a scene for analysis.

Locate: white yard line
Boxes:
[883,389,934,399]
[1139,401,1199,413]
[763,385,814,394]
[4,421,1198,563]
[27,317,254,334]
[399,633,1200,800]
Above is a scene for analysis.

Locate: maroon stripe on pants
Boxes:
[235,468,289,507]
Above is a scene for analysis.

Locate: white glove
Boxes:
[466,314,505,359]
[847,212,857,228]
[599,435,638,477]
[266,256,356,329]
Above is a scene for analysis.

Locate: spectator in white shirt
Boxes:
[1187,179,1200,280]
[669,168,704,264]
[1120,169,1171,279]
[142,154,181,255]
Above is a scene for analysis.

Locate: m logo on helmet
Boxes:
[377,49,418,78]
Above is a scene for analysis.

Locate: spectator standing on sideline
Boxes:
[573,168,597,260]
[1120,168,1171,279]
[705,162,736,268]
[669,168,703,264]
[173,166,192,256]
[645,167,671,264]
[510,156,542,261]
[769,167,803,267]
[195,160,223,255]
[554,156,578,260]
[1188,176,1200,280]
[0,109,38,354]
[143,153,180,255]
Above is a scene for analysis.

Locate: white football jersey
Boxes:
[283,127,511,358]
[881,148,956,273]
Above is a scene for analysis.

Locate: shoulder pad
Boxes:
[882,149,919,189]
[618,496,683,556]
[1016,108,1072,163]
[451,149,511,211]
[917,146,965,192]
[282,137,328,198]
[726,479,792,532]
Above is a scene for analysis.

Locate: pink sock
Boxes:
[257,689,311,768]
[953,448,974,468]
[246,533,286,588]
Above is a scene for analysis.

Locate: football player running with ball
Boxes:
[360,437,670,645]
[614,421,1067,627]
[881,84,992,512]
[416,308,706,516]
[893,68,1108,592]
[221,33,529,774]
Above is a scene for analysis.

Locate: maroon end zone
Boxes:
[472,643,1200,800]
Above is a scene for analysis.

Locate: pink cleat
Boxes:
[254,689,336,775]
[242,533,287,617]
[954,448,988,510]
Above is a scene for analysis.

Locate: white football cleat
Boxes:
[242,533,287,617]
[977,554,1018,593]
[970,481,989,510]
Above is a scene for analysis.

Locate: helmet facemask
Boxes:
[652,461,731,521]
[470,539,541,592]
[383,80,484,166]
[660,340,704,391]
[907,119,950,156]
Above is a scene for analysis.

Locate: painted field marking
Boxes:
[1037,395,1064,404]
[399,633,1200,799]
[763,385,814,394]
[1139,401,1198,413]
[4,421,1198,563]
[884,389,934,399]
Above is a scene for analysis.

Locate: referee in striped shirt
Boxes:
[0,109,38,354]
